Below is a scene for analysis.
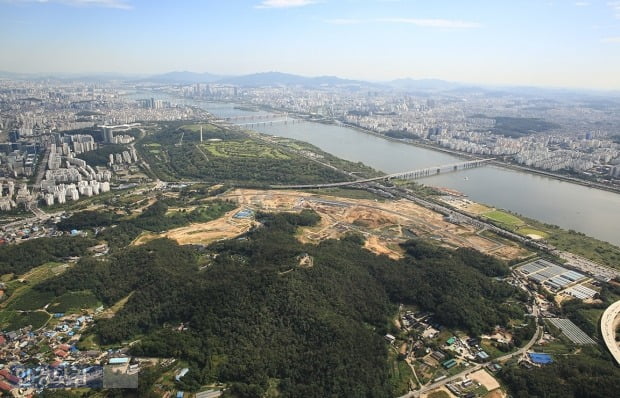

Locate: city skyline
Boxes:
[1,0,620,89]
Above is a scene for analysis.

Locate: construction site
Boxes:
[135,188,530,262]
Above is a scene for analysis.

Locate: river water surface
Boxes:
[135,96,620,246]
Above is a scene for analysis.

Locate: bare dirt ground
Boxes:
[469,369,501,392]
[133,207,255,246]
[220,189,527,261]
[440,197,493,216]
[364,235,404,260]
[484,389,507,398]
[421,386,458,398]
[135,188,528,261]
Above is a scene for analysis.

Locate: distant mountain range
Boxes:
[141,71,473,92]
[142,71,367,87]
[386,78,463,91]
[139,71,222,84]
[2,70,619,98]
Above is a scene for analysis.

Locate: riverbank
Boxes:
[333,121,620,195]
[255,105,620,196]
[192,100,620,245]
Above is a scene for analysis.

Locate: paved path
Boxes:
[601,300,620,365]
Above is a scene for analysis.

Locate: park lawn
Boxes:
[200,140,290,160]
[483,210,525,228]
[182,123,221,133]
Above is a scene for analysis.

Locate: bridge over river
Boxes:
[270,158,494,189]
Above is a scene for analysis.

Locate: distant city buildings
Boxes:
[178,83,620,179]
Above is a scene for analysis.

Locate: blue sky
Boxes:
[1,0,619,89]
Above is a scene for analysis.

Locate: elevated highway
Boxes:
[234,118,303,127]
[601,300,620,366]
[225,113,287,122]
[270,158,494,189]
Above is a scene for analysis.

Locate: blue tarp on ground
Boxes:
[529,353,553,364]
[234,209,254,219]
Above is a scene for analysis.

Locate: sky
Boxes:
[1,0,620,89]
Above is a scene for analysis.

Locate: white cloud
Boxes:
[255,0,317,8]
[377,18,481,29]
[324,18,363,25]
[601,36,620,42]
[609,1,620,18]
[4,0,133,9]
[575,2,590,6]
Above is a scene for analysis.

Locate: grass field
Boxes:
[533,340,573,355]
[7,289,55,311]
[0,310,50,331]
[200,139,290,160]
[483,210,525,227]
[471,201,620,269]
[48,290,101,313]
[1,262,71,311]
[481,339,514,359]
[575,308,604,335]
[388,350,414,395]
[182,123,222,133]
[545,229,620,268]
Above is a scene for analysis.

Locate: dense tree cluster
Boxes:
[501,350,620,398]
[130,200,236,232]
[369,240,521,335]
[0,236,96,275]
[28,210,527,397]
[491,116,559,138]
[138,126,353,185]
[76,144,128,167]
[58,199,236,250]
[57,211,120,231]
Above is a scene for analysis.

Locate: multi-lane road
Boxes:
[601,300,620,366]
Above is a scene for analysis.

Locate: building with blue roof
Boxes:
[108,357,129,365]
[529,352,553,364]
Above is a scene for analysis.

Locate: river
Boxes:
[127,93,620,246]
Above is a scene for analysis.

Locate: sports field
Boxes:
[483,210,524,227]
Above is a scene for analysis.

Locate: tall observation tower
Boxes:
[200,126,203,142]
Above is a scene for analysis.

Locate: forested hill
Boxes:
[33,210,521,397]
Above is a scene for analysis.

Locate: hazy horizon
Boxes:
[1,0,620,90]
